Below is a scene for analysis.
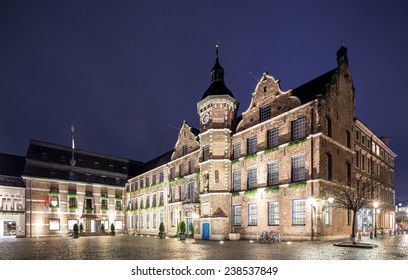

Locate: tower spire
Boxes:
[211,41,224,83]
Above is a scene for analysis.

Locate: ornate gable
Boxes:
[236,73,301,132]
[171,121,200,160]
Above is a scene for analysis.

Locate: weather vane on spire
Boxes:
[70,125,76,166]
[216,40,219,57]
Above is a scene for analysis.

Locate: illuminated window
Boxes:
[49,218,60,231]
[179,164,184,177]
[115,220,123,230]
[153,213,157,228]
[187,182,195,202]
[233,205,241,226]
[268,202,279,226]
[68,197,77,208]
[326,153,332,180]
[247,136,257,155]
[267,161,279,186]
[232,142,241,159]
[291,154,305,182]
[248,204,257,226]
[50,196,59,207]
[325,201,331,225]
[292,117,306,140]
[267,128,279,148]
[247,167,257,189]
[346,130,351,148]
[326,116,332,137]
[203,145,210,161]
[171,187,175,203]
[292,199,305,225]
[67,219,78,231]
[159,171,164,182]
[189,160,194,174]
[346,162,351,184]
[170,167,175,180]
[179,185,184,201]
[171,212,176,227]
[232,170,241,191]
[159,192,164,205]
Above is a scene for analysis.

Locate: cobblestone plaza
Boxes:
[1,234,407,260]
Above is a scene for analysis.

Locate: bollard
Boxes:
[358,232,362,241]
[381,229,384,237]
[370,231,373,239]
[389,230,392,236]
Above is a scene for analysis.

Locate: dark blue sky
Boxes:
[1,1,407,200]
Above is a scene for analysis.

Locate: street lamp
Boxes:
[373,201,379,238]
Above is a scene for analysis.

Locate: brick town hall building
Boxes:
[0,45,396,240]
[124,45,396,241]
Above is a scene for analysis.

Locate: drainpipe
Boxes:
[310,106,315,241]
[30,179,32,238]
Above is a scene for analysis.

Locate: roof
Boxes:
[0,153,26,177]
[0,153,26,187]
[23,139,144,186]
[292,68,337,104]
[143,149,174,173]
[202,80,234,100]
[190,127,200,136]
[201,53,234,100]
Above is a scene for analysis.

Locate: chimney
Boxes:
[380,137,391,146]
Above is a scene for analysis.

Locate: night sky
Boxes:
[1,1,407,200]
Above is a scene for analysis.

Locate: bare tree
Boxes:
[322,179,379,244]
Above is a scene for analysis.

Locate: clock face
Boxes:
[202,112,210,124]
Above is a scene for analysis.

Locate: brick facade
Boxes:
[124,46,397,241]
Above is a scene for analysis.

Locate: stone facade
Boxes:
[22,140,143,237]
[0,153,26,237]
[124,46,397,241]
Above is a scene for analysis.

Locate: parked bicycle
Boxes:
[258,231,281,243]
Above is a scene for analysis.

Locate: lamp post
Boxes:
[373,201,379,238]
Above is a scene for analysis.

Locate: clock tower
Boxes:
[197,43,239,133]
[196,44,239,240]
